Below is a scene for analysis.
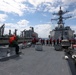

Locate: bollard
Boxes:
[35,42,43,51]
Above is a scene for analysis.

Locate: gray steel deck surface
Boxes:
[0,46,74,75]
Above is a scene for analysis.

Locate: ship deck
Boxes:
[0,45,76,75]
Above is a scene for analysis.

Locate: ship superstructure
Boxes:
[50,7,74,40]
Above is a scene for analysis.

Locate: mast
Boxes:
[51,6,72,40]
[51,6,72,28]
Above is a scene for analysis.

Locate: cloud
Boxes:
[0,14,7,22]
[69,25,76,34]
[68,9,76,19]
[17,20,30,33]
[2,23,15,35]
[0,0,75,16]
[62,0,76,5]
[4,19,30,35]
[28,0,57,7]
[48,6,59,13]
[27,0,59,13]
[27,0,44,7]
[0,0,27,16]
[0,0,73,16]
[17,19,29,26]
[15,0,27,3]
[34,24,52,38]
[27,1,66,13]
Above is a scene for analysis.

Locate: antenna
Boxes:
[51,6,72,28]
[60,6,61,10]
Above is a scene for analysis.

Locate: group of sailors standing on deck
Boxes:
[31,38,61,45]
[31,38,76,46]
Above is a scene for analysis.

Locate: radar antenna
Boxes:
[51,6,72,28]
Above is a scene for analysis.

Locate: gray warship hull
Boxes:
[50,26,74,40]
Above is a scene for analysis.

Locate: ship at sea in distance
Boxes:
[49,6,75,41]
[0,24,38,45]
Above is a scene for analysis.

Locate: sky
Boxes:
[0,0,76,38]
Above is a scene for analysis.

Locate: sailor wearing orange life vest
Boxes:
[9,34,19,55]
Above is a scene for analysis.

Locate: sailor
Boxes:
[53,39,55,45]
[9,34,19,55]
[32,38,36,46]
[69,39,71,44]
[41,39,45,45]
[59,39,61,44]
[41,39,43,45]
[50,38,52,45]
[43,39,45,45]
[46,39,48,45]
[57,39,59,44]
[75,39,76,44]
